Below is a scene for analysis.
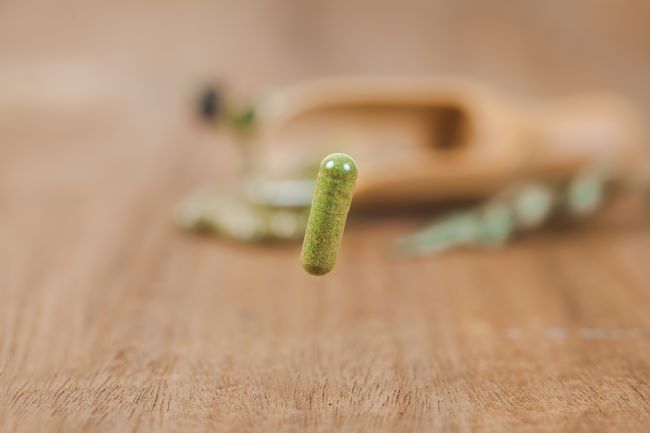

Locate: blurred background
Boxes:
[2,0,649,219]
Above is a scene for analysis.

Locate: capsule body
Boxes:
[300,153,358,275]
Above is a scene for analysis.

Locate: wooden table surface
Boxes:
[1,1,649,431]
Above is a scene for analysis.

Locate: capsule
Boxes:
[300,153,358,275]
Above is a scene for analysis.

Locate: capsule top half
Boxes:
[313,153,358,214]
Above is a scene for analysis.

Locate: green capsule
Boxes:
[300,153,358,275]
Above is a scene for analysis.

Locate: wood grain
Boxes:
[1,0,649,431]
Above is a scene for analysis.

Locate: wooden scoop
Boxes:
[247,77,646,207]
